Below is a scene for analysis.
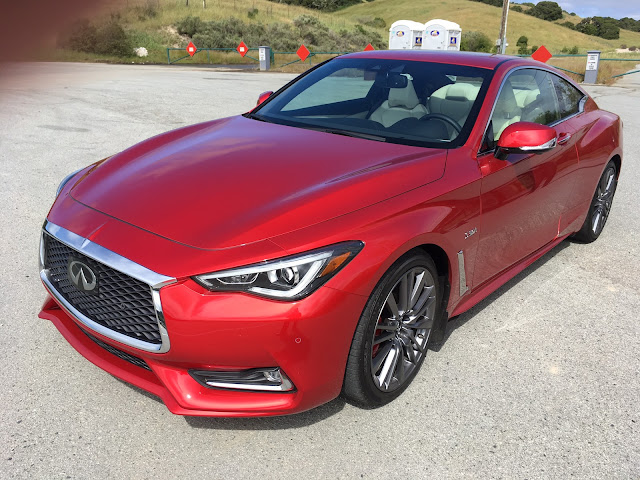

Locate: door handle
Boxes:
[557,133,572,145]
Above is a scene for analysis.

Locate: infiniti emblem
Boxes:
[68,259,98,293]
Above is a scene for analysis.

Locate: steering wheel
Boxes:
[419,113,462,134]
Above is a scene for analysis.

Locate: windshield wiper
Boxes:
[311,127,387,143]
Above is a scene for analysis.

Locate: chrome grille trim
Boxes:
[40,220,176,353]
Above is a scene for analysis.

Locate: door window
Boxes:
[488,68,561,142]
[551,75,585,119]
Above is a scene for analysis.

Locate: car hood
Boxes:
[71,116,446,249]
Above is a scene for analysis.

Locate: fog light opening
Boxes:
[190,367,295,392]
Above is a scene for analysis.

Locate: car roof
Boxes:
[342,50,535,70]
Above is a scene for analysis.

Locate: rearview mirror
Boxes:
[256,91,273,106]
[495,122,557,160]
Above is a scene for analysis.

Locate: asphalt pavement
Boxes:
[0,62,638,479]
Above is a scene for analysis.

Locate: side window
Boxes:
[552,75,585,119]
[488,68,561,143]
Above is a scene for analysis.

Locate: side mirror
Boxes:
[256,91,273,106]
[495,122,557,160]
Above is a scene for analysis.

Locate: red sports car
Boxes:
[39,51,622,416]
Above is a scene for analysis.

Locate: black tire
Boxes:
[572,160,618,243]
[342,251,442,408]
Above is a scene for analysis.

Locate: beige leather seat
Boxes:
[369,77,428,128]
[491,81,522,140]
[428,83,480,138]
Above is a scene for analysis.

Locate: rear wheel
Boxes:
[342,252,441,408]
[573,160,618,243]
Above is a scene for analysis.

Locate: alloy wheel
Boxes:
[592,166,617,235]
[370,267,437,392]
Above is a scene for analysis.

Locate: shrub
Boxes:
[58,17,131,57]
[561,21,575,30]
[94,19,132,56]
[136,0,160,20]
[526,1,563,21]
[461,31,492,53]
[530,45,539,54]
[59,19,98,53]
[620,44,628,49]
[247,8,259,20]
[511,5,523,13]
[176,16,204,37]
[630,46,638,51]
[569,46,579,54]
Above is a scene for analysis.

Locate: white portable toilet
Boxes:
[389,20,426,50]
[422,19,462,51]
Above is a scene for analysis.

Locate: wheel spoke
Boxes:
[386,293,400,320]
[409,315,434,330]
[399,274,410,313]
[403,330,427,354]
[371,342,393,373]
[409,271,426,310]
[592,208,602,233]
[412,286,435,317]
[379,343,400,389]
[373,331,395,346]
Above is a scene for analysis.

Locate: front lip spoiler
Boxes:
[39,220,177,353]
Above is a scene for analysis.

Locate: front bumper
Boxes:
[39,277,366,417]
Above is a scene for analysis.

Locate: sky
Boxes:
[524,1,640,20]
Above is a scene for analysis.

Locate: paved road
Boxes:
[0,63,638,479]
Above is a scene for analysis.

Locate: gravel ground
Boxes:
[0,62,638,479]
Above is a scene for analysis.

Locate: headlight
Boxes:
[55,168,84,197]
[193,241,364,300]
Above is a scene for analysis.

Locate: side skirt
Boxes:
[449,234,570,318]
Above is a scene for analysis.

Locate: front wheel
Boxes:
[572,160,618,243]
[342,252,441,408]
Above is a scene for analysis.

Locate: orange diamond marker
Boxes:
[531,45,552,63]
[237,41,248,57]
[297,44,310,62]
[187,42,197,57]
[364,43,375,51]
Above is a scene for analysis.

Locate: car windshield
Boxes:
[250,57,493,148]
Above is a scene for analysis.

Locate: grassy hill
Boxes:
[44,0,640,82]
[335,0,640,54]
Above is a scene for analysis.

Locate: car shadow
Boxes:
[114,378,347,429]
[184,397,347,430]
[432,239,571,351]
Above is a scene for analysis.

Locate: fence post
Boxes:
[584,51,601,84]
[166,48,171,65]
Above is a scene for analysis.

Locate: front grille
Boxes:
[83,329,151,371]
[43,234,161,344]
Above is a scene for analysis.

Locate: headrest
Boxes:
[494,81,519,117]
[388,76,420,109]
[523,91,540,108]
[445,83,477,102]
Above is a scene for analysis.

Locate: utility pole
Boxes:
[498,0,510,54]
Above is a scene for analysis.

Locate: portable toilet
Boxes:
[422,19,462,51]
[389,20,425,50]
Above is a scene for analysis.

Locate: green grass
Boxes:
[39,0,640,73]
[335,0,640,54]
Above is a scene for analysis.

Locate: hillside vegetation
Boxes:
[47,0,640,81]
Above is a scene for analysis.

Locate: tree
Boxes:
[576,17,620,40]
[526,1,563,21]
[516,35,528,55]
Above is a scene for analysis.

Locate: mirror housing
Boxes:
[495,122,557,160]
[256,91,273,106]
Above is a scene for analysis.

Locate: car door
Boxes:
[472,68,580,288]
